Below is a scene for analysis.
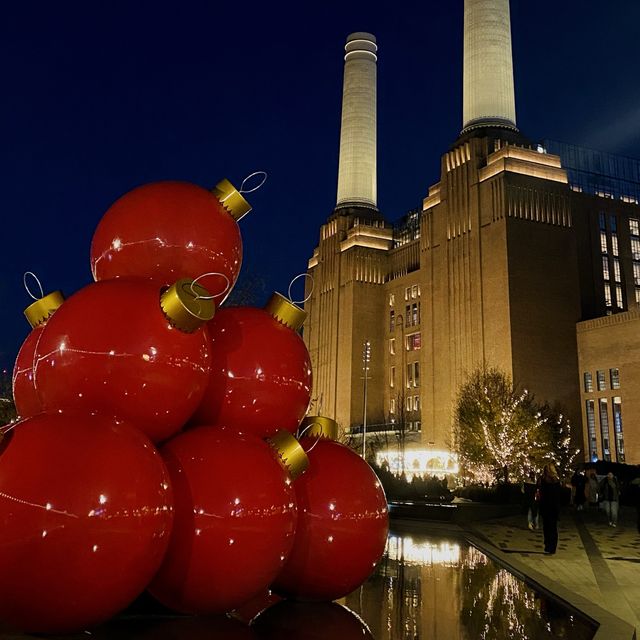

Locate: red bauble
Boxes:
[193,307,312,437]
[149,427,298,614]
[273,438,388,601]
[12,324,43,418]
[90,181,242,302]
[33,279,211,443]
[0,413,173,634]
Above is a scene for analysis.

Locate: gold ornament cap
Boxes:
[212,178,252,222]
[266,430,309,480]
[160,278,215,333]
[264,292,307,332]
[299,416,338,441]
[24,291,65,328]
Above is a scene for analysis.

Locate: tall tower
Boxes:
[462,0,517,133]
[336,32,378,209]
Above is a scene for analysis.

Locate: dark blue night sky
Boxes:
[1,0,639,370]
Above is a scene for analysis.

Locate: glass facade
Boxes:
[543,140,640,202]
[585,400,597,461]
[613,397,625,463]
[599,399,611,461]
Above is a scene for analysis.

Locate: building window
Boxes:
[406,396,412,411]
[611,233,619,257]
[414,395,420,411]
[406,363,413,388]
[599,398,611,462]
[615,284,623,308]
[390,398,395,414]
[389,310,395,332]
[613,397,625,463]
[636,288,640,305]
[584,372,593,393]
[613,258,621,283]
[389,293,395,306]
[412,302,420,326]
[413,362,420,387]
[610,215,617,232]
[610,368,620,389]
[390,367,395,388]
[633,262,640,286]
[406,332,422,351]
[632,238,640,260]
[411,284,420,299]
[598,212,606,230]
[586,400,597,461]
[600,231,608,254]
[602,256,610,281]
[630,218,639,236]
[414,421,421,432]
[389,338,395,355]
[405,287,410,301]
[604,286,612,308]
[405,305,411,327]
[596,370,606,391]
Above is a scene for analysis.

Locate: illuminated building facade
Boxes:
[303,3,640,466]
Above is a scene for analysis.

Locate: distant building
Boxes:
[303,1,640,468]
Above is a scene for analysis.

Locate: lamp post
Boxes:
[362,339,371,459]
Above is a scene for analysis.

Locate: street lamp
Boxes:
[362,340,371,459]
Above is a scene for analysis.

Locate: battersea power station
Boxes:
[302,0,640,470]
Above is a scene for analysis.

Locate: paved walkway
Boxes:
[468,505,640,637]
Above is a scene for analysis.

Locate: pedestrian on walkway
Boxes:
[599,472,620,527]
[571,468,587,511]
[539,464,562,554]
[586,469,599,508]
[521,471,540,530]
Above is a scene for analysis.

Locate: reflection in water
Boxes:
[341,527,596,640]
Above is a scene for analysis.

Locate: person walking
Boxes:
[571,469,587,511]
[599,472,620,527]
[586,469,599,509]
[521,471,539,530]
[539,464,562,554]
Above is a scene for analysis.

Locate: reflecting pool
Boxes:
[339,525,597,640]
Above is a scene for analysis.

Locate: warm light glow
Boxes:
[376,448,459,481]
[387,535,462,566]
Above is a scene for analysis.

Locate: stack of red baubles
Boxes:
[2,178,389,635]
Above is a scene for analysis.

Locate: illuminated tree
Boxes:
[0,372,17,426]
[453,367,578,484]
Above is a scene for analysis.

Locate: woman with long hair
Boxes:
[539,464,562,554]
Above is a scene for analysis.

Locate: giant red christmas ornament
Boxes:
[193,294,312,437]
[12,289,64,419]
[273,417,388,601]
[0,413,173,634]
[33,277,213,442]
[90,179,251,302]
[149,427,308,614]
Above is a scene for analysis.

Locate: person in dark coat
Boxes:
[571,469,587,511]
[539,464,562,554]
[599,472,620,527]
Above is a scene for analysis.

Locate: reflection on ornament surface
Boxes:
[193,307,312,437]
[149,427,298,614]
[0,413,173,634]
[91,181,243,303]
[33,279,211,442]
[12,325,44,418]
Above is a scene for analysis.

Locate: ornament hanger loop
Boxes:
[240,171,268,194]
[190,272,231,301]
[297,421,323,454]
[23,272,44,301]
[288,273,314,305]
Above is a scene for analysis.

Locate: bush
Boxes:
[372,464,453,502]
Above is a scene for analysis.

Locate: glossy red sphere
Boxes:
[12,325,43,419]
[33,279,211,443]
[91,181,242,303]
[193,307,312,437]
[0,413,173,634]
[272,439,388,601]
[149,427,297,614]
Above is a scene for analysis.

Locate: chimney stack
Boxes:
[462,0,517,133]
[336,32,378,210]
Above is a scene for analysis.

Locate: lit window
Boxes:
[412,302,420,326]
[613,258,621,283]
[405,287,411,301]
[406,332,422,351]
[633,262,640,286]
[414,395,420,411]
[604,286,612,308]
[389,310,395,332]
[389,293,395,306]
[610,368,620,389]
[406,363,413,388]
[390,367,395,388]
[630,218,639,236]
[613,397,625,463]
[389,338,395,355]
[600,231,608,254]
[632,238,640,260]
[599,398,611,461]
[586,400,597,460]
[411,284,418,299]
[390,398,396,414]
[602,256,610,280]
[636,288,640,305]
[615,284,623,308]
[611,233,619,256]
[414,421,421,432]
[596,370,606,391]
[413,362,420,387]
[583,372,593,393]
[405,305,411,327]
[406,396,412,411]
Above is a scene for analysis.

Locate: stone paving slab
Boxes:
[468,505,639,637]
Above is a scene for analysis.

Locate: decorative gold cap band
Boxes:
[266,430,309,480]
[299,416,339,441]
[160,278,215,333]
[24,291,65,328]
[264,292,307,332]
[212,178,252,222]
